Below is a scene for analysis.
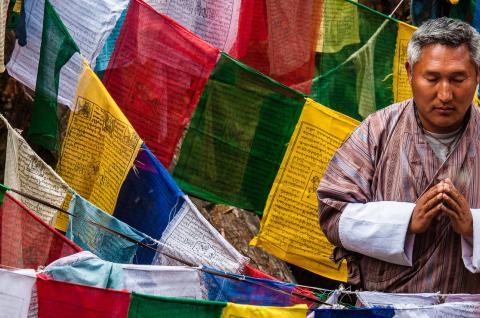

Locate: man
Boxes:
[317,17,480,293]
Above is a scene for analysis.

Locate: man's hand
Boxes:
[409,183,444,234]
[440,178,473,237]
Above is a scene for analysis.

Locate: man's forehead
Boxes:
[415,43,476,70]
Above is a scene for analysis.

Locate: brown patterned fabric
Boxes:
[317,98,480,293]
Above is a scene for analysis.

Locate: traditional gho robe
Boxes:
[317,98,480,293]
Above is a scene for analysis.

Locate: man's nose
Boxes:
[437,81,453,103]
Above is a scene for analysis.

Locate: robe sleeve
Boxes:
[317,114,415,266]
[460,209,480,273]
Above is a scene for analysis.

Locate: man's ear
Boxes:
[406,62,413,84]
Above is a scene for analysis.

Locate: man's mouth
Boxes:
[433,107,454,114]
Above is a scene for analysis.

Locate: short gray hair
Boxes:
[407,17,480,70]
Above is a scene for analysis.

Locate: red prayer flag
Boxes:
[231,0,321,94]
[37,274,131,318]
[0,193,81,268]
[103,0,220,167]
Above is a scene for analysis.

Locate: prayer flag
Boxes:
[102,0,219,167]
[221,303,308,317]
[27,0,79,150]
[153,196,248,273]
[311,0,415,121]
[173,53,305,213]
[66,193,150,264]
[232,0,322,94]
[56,63,142,215]
[251,98,359,282]
[7,0,129,108]
[203,267,312,307]
[144,0,241,52]
[0,269,36,318]
[128,293,226,318]
[3,115,70,227]
[113,144,184,245]
[0,193,81,268]
[36,274,131,318]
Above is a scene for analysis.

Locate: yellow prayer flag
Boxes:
[251,98,359,282]
[56,62,142,214]
[221,303,308,318]
[393,22,416,103]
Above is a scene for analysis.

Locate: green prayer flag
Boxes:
[0,183,10,205]
[173,53,305,213]
[27,0,79,150]
[311,0,398,121]
[128,293,226,318]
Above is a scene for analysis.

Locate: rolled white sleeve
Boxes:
[339,201,416,266]
[461,209,480,273]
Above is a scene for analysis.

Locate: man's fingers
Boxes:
[419,183,444,204]
[441,204,459,222]
[423,192,444,212]
[425,202,443,219]
[441,193,462,214]
[442,179,464,207]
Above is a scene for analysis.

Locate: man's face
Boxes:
[406,43,480,133]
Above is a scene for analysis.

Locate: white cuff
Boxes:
[339,201,415,266]
[461,209,480,273]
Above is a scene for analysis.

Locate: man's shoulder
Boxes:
[353,99,412,140]
[363,99,412,127]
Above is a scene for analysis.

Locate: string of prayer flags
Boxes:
[173,52,305,213]
[56,62,142,215]
[153,196,248,273]
[36,274,131,318]
[102,0,219,168]
[0,192,81,268]
[3,114,71,227]
[144,0,241,52]
[7,0,129,108]
[27,0,79,151]
[311,0,415,121]
[0,269,36,318]
[251,98,360,282]
[66,193,152,264]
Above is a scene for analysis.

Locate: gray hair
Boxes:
[407,17,480,70]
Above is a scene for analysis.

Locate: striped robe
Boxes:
[317,98,480,293]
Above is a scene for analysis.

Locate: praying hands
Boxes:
[409,178,473,237]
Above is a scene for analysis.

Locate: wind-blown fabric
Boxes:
[0,193,81,268]
[36,274,131,318]
[67,193,152,264]
[27,0,79,150]
[317,99,480,293]
[173,53,305,213]
[202,267,312,307]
